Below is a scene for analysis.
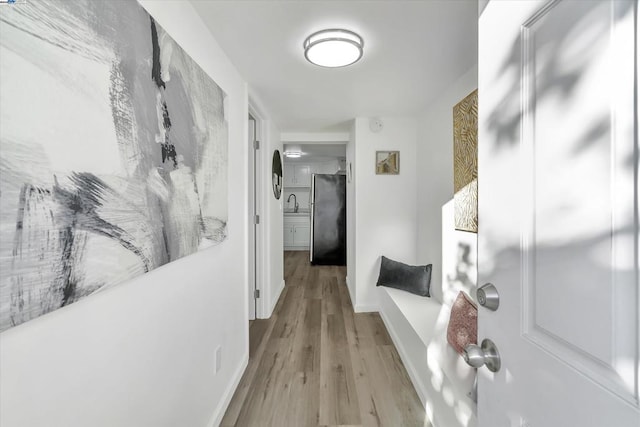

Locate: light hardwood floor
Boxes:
[221,251,429,427]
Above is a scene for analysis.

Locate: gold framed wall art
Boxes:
[453,89,478,233]
[376,151,400,175]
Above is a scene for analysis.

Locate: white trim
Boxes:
[283,246,309,251]
[345,276,356,309]
[248,102,266,319]
[206,355,248,427]
[344,277,378,313]
[353,303,379,313]
[377,287,477,427]
[378,307,428,405]
[240,84,250,329]
[377,299,439,427]
[268,279,285,317]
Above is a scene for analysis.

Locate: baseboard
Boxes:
[353,302,379,313]
[269,279,285,317]
[378,291,476,427]
[283,246,308,251]
[344,276,379,313]
[207,355,248,427]
[345,276,356,308]
[377,307,428,406]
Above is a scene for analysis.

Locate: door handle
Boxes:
[463,339,501,372]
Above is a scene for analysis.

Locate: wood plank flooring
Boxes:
[221,251,428,427]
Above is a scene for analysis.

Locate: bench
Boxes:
[378,280,477,427]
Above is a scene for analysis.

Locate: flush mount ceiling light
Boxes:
[284,144,303,158]
[303,29,364,68]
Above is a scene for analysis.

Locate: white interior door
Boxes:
[478,1,639,426]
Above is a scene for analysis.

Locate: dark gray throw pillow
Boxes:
[376,256,432,297]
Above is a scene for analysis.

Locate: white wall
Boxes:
[350,117,418,312]
[417,65,478,303]
[281,132,350,143]
[0,2,250,426]
[375,66,479,427]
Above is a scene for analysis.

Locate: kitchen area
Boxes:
[282,143,347,265]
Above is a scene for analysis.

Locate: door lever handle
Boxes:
[463,339,501,372]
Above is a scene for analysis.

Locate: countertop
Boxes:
[284,209,310,217]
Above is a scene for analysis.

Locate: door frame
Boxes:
[248,102,267,319]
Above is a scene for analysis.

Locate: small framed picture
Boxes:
[375,151,399,175]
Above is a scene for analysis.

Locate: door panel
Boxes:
[294,164,311,187]
[283,225,294,247]
[293,225,310,246]
[283,164,295,187]
[478,0,639,425]
[522,0,635,393]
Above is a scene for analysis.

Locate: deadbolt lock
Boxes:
[476,283,499,311]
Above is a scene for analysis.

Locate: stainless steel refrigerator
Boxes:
[310,174,346,265]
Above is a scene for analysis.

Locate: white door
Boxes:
[478,1,639,426]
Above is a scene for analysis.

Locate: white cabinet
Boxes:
[294,223,310,246]
[316,163,329,174]
[313,161,338,175]
[283,164,294,187]
[294,165,311,187]
[284,215,310,250]
[283,160,341,188]
[283,163,311,187]
[283,223,294,247]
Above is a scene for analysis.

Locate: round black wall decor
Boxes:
[272,150,283,199]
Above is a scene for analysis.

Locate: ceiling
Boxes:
[192,1,478,132]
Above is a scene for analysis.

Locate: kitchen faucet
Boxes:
[287,193,299,213]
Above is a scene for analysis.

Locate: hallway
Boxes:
[221,251,427,426]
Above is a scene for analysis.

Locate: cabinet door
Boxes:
[294,165,311,187]
[283,164,295,187]
[293,225,310,247]
[283,225,294,246]
[315,162,332,175]
[310,162,323,175]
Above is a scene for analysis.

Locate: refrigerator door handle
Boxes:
[309,174,315,262]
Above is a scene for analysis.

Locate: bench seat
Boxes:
[378,286,477,427]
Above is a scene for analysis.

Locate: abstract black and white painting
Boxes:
[0,0,228,332]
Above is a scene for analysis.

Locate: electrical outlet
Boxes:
[214,346,222,374]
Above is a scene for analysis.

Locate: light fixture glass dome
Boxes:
[284,151,302,158]
[304,29,363,68]
[284,144,303,158]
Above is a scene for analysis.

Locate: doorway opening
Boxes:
[282,143,347,265]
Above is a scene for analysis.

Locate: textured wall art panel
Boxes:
[0,0,228,331]
[453,89,478,233]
